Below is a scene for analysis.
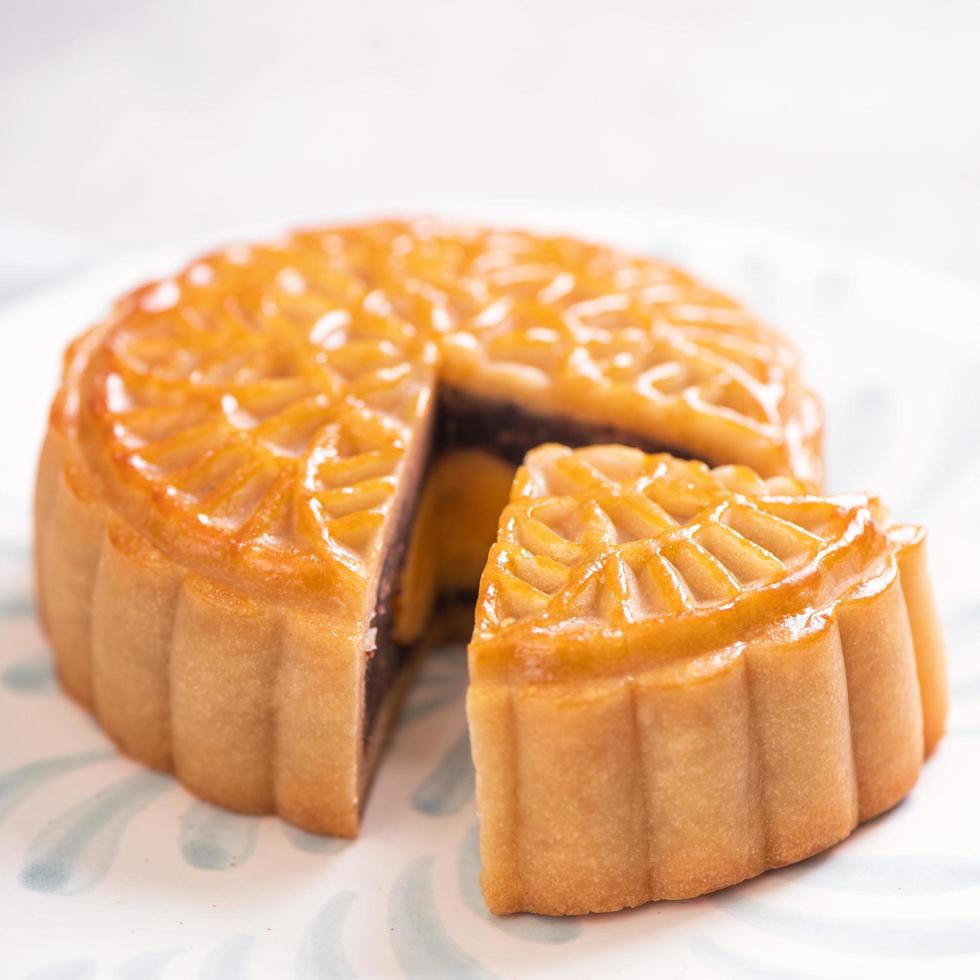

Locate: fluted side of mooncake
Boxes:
[35,424,388,836]
[467,446,946,915]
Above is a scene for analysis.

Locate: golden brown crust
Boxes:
[470,444,886,683]
[56,219,821,611]
[468,445,946,915]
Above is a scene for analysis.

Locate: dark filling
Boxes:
[435,384,693,463]
[362,385,695,746]
[362,536,419,743]
[362,419,432,741]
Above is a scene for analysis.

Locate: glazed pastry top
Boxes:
[471,444,916,682]
[49,219,821,609]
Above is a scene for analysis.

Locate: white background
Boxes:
[1,0,979,299]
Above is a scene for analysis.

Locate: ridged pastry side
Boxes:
[468,532,946,916]
[35,426,377,837]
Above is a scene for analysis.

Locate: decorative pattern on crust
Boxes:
[62,235,438,605]
[467,445,947,915]
[54,218,821,607]
[477,446,863,648]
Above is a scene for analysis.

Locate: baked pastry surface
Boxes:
[34,219,824,836]
[468,444,947,915]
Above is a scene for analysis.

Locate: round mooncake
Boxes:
[36,218,826,838]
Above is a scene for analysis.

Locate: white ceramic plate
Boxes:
[2,205,979,979]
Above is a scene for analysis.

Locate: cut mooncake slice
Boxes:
[467,444,947,915]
